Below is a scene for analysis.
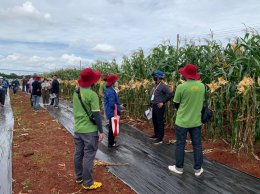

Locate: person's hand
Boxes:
[157,102,164,108]
[121,104,127,109]
[98,133,104,142]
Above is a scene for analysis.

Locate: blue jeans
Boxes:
[74,132,99,186]
[32,95,41,110]
[175,125,203,170]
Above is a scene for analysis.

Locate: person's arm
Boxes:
[92,112,103,133]
[162,85,174,104]
[173,86,181,110]
[90,93,104,141]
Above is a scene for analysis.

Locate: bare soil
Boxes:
[11,91,135,194]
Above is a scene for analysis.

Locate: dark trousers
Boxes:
[74,132,99,186]
[108,119,115,146]
[13,87,18,94]
[22,84,26,92]
[152,104,165,141]
[175,125,203,170]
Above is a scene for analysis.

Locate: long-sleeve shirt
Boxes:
[51,79,59,94]
[151,82,174,105]
[32,81,42,96]
[104,86,121,119]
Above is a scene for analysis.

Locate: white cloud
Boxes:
[30,56,41,62]
[92,44,117,53]
[0,0,259,75]
[2,53,24,62]
[61,54,94,65]
[0,1,51,22]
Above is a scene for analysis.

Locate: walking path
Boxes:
[0,92,14,194]
[46,100,260,194]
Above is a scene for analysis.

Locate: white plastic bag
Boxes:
[145,108,152,120]
[112,104,120,136]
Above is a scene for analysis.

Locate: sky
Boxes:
[0,0,259,75]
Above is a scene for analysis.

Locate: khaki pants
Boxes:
[41,89,49,105]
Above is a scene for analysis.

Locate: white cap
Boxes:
[0,76,3,79]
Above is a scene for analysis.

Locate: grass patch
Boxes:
[21,179,32,192]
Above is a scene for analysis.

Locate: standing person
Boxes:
[104,74,123,148]
[11,78,20,94]
[149,70,174,145]
[26,78,30,93]
[29,74,37,106]
[50,75,59,108]
[2,77,9,95]
[73,68,104,190]
[0,76,5,105]
[31,76,42,112]
[41,78,51,106]
[22,76,27,92]
[168,64,204,176]
[98,74,107,119]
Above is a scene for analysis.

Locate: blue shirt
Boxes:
[104,87,121,119]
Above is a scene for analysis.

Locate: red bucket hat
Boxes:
[179,64,201,80]
[35,76,41,81]
[78,68,101,87]
[106,74,119,87]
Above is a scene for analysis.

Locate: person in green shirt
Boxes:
[168,64,205,176]
[98,74,107,120]
[73,68,104,190]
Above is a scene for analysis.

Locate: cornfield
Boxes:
[47,32,260,156]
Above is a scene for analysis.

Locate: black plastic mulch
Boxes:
[46,101,260,194]
[0,92,14,194]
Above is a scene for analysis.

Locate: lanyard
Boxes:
[152,82,161,95]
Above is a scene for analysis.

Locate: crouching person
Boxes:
[73,68,104,190]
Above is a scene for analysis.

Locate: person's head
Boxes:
[178,64,200,80]
[78,68,101,88]
[33,73,37,79]
[43,78,48,82]
[106,74,119,87]
[52,74,58,80]
[35,76,41,81]
[0,76,3,81]
[152,70,164,83]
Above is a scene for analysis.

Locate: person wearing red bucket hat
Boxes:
[73,68,104,190]
[104,74,123,148]
[179,64,201,80]
[168,64,205,176]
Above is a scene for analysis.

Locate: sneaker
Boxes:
[194,168,204,176]
[54,105,59,108]
[75,178,83,184]
[82,181,102,190]
[168,165,183,174]
[153,139,163,145]
[149,135,157,139]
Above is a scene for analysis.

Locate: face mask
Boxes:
[114,81,119,87]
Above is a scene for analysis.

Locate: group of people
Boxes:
[0,76,22,105]
[28,74,60,111]
[72,63,205,190]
